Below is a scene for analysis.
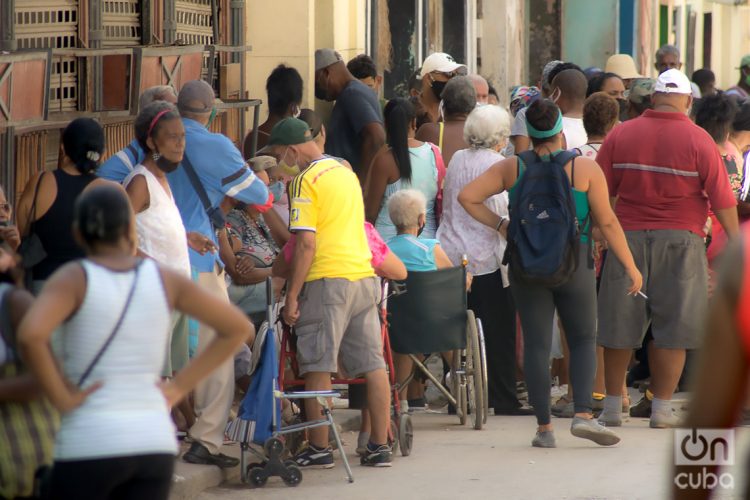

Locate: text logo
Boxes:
[674,429,734,466]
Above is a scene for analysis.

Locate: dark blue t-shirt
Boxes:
[325,79,383,174]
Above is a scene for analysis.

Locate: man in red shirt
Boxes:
[595,69,739,429]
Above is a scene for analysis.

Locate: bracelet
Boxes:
[495,216,508,232]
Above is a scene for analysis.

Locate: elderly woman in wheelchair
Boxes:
[384,190,485,428]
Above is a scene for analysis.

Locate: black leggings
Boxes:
[50,454,174,500]
[467,270,519,411]
[510,247,597,426]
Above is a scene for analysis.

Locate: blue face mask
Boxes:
[269,181,285,201]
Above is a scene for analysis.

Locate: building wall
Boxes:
[480,0,526,105]
[641,0,750,89]
[561,0,618,71]
[245,0,366,122]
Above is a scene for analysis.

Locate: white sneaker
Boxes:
[650,411,681,429]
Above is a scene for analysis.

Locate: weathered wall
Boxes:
[480,0,526,105]
[527,0,561,87]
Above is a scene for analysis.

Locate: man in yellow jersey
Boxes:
[266,118,392,468]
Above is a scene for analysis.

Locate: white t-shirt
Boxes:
[511,107,529,137]
[562,117,588,151]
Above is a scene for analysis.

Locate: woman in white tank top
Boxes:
[124,102,192,380]
[17,185,252,500]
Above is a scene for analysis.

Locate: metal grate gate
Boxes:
[14,0,79,112]
[102,0,142,47]
[175,0,213,46]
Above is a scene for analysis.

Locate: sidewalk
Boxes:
[168,409,362,500]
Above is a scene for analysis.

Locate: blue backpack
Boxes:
[503,150,583,287]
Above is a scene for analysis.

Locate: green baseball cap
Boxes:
[267,118,313,146]
[626,78,656,104]
[739,54,750,69]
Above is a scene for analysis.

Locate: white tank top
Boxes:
[54,259,178,460]
[124,165,191,276]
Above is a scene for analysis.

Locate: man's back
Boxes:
[326,80,383,174]
[168,118,267,271]
[596,109,735,235]
[289,157,373,282]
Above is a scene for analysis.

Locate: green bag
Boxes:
[0,284,58,499]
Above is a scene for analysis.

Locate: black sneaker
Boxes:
[360,443,392,467]
[629,395,652,418]
[293,445,334,469]
[182,442,239,469]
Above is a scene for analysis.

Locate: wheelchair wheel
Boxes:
[477,318,489,425]
[467,311,484,430]
[389,416,400,455]
[398,413,413,457]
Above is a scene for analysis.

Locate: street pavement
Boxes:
[195,403,750,500]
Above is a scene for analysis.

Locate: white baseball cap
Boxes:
[419,52,467,78]
[654,69,693,95]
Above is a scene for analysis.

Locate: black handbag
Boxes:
[18,173,48,287]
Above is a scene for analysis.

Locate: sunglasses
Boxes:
[0,204,9,212]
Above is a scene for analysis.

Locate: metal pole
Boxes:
[164,0,177,44]
[1,127,15,208]
[211,0,220,46]
[370,0,378,63]
[0,0,16,52]
[250,104,260,157]
[89,0,104,110]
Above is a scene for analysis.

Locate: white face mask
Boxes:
[550,88,562,103]
[438,100,445,121]
[292,105,301,118]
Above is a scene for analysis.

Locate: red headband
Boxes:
[147,109,171,137]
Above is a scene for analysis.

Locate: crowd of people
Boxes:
[1,41,749,499]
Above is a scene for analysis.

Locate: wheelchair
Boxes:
[387,264,489,430]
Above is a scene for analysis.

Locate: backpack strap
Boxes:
[516,150,540,179]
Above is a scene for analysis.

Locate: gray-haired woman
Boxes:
[437,104,531,416]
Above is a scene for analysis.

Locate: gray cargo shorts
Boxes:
[295,277,385,377]
[597,230,708,350]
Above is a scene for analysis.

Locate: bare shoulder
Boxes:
[416,122,438,141]
[125,172,146,188]
[42,261,87,303]
[571,156,602,176]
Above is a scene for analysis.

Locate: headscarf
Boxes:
[509,86,541,117]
